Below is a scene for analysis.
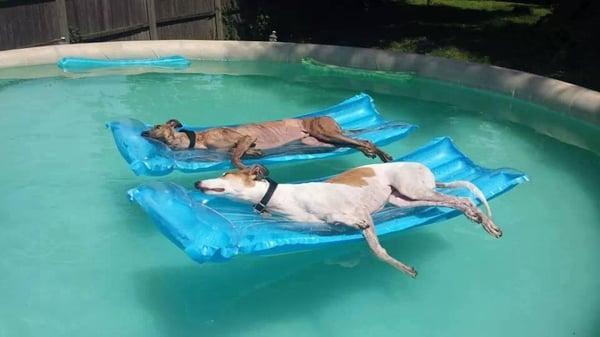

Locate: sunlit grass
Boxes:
[386,0,551,64]
[404,0,544,13]
[430,46,491,63]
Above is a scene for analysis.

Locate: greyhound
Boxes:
[194,164,501,277]
[141,117,392,172]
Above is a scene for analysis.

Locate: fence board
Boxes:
[158,17,215,40]
[0,0,61,50]
[66,0,148,38]
[155,0,216,41]
[56,0,70,43]
[111,30,151,41]
[0,0,221,50]
[155,0,213,21]
[214,0,223,39]
[146,0,158,39]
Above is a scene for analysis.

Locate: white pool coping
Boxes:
[1,40,599,126]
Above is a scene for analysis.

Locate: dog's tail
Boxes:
[436,181,492,217]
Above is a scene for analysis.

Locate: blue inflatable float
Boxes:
[107,93,416,176]
[128,137,528,263]
[57,55,191,72]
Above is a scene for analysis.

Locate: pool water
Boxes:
[0,61,598,337]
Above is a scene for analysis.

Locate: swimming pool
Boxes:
[0,60,598,337]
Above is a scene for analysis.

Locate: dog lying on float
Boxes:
[195,163,500,277]
[141,117,392,172]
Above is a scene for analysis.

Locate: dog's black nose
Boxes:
[194,181,203,190]
[141,130,149,137]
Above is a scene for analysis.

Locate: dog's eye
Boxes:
[221,172,230,177]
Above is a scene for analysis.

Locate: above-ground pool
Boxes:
[0,59,598,337]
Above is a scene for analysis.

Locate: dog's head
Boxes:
[194,165,269,201]
[141,119,183,144]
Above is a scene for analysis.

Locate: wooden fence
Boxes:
[0,0,224,51]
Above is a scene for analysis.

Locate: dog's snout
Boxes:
[141,130,149,137]
[194,181,203,190]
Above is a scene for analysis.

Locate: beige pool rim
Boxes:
[0,40,599,127]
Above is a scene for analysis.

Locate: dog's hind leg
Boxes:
[303,117,393,162]
[358,216,417,277]
[388,190,502,238]
[300,136,333,147]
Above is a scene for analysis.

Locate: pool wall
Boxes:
[0,40,599,126]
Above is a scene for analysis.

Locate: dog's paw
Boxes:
[481,217,502,238]
[378,151,393,162]
[251,164,270,178]
[486,224,503,239]
[406,267,418,278]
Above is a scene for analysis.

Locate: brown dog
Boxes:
[142,117,392,171]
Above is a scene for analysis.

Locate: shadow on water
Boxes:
[133,229,449,337]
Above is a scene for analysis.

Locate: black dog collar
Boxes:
[254,178,278,214]
[180,129,196,149]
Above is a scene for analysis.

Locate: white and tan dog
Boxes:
[195,163,501,277]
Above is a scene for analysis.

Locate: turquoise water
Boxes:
[0,62,598,337]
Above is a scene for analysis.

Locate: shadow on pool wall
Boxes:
[375,77,600,155]
[251,63,600,155]
[215,60,600,156]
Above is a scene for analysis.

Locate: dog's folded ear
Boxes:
[250,164,269,179]
[166,119,183,128]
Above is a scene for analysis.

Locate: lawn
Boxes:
[388,0,552,63]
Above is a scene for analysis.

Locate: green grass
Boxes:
[429,46,491,63]
[405,0,546,12]
[387,0,551,60]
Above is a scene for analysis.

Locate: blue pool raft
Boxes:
[57,55,190,72]
[128,137,528,263]
[108,93,416,176]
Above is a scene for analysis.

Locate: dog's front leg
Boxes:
[230,135,258,170]
[230,136,269,177]
[359,216,417,278]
